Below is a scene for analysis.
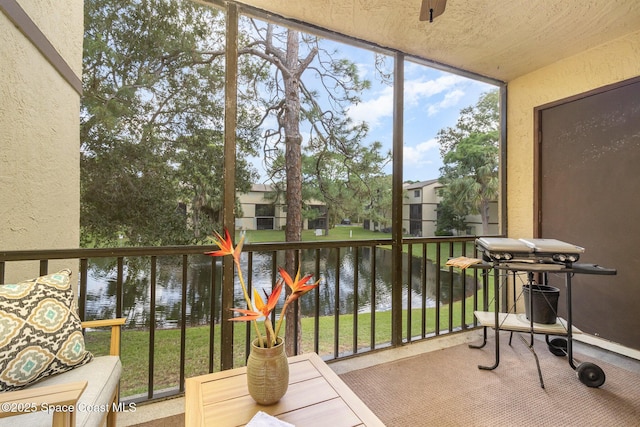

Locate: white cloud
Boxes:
[346,85,394,128]
[404,74,465,107]
[348,74,467,129]
[403,138,439,166]
[427,89,465,116]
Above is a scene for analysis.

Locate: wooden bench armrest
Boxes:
[81,318,126,356]
[0,381,87,425]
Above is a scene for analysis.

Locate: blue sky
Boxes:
[344,48,497,182]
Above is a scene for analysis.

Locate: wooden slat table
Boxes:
[185,352,384,426]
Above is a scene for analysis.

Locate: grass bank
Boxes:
[85,286,491,398]
[239,225,391,243]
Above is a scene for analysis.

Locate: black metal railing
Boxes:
[0,236,492,404]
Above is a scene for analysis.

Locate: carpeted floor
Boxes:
[128,334,640,426]
[129,413,184,427]
[338,333,640,426]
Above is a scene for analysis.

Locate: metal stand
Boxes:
[469,262,616,388]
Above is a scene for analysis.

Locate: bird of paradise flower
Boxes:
[205,229,320,348]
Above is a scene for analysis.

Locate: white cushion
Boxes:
[0,355,121,427]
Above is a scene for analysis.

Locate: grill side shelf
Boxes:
[473,311,580,335]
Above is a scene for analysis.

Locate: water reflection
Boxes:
[84,248,476,328]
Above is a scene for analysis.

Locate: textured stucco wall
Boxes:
[0,1,84,281]
[506,29,640,238]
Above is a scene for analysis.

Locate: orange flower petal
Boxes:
[279,266,319,296]
[266,281,284,310]
[229,307,261,321]
[253,288,266,312]
[205,229,235,257]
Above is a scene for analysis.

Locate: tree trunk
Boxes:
[481,199,490,235]
[283,29,303,356]
[324,205,330,236]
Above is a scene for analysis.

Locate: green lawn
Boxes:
[242,226,477,271]
[85,284,493,398]
[240,225,391,243]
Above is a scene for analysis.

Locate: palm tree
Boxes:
[439,131,499,235]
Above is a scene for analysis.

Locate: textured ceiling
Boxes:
[237,0,640,82]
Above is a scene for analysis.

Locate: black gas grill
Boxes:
[469,237,615,389]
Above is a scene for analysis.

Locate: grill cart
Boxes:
[468,238,616,388]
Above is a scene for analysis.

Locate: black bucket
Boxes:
[522,284,560,324]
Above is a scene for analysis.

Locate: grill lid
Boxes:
[518,238,584,255]
[476,238,533,253]
[476,237,584,264]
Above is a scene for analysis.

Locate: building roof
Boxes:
[250,183,275,192]
[404,179,440,190]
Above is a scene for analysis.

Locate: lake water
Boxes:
[83,247,475,328]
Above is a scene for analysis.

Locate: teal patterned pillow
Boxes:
[0,269,93,391]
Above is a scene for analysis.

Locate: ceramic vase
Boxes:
[246,337,289,405]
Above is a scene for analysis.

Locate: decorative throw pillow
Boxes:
[0,269,93,391]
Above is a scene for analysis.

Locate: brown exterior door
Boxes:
[535,76,640,350]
